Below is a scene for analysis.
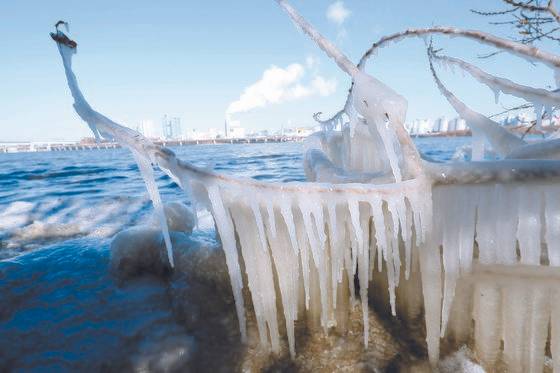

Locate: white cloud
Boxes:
[227,63,336,115]
[311,76,337,96]
[326,1,350,26]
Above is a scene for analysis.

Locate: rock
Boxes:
[131,332,196,373]
[110,226,173,280]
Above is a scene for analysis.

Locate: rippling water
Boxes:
[0,137,467,371]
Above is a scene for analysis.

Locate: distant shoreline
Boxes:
[0,136,304,153]
[3,124,558,153]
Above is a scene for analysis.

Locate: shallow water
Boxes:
[0,138,467,371]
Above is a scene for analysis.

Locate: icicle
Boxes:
[476,184,498,264]
[280,197,299,255]
[471,130,485,161]
[207,185,247,342]
[494,184,518,265]
[326,201,340,309]
[493,88,500,104]
[437,187,460,337]
[231,204,280,352]
[552,292,560,373]
[457,189,476,274]
[545,104,553,124]
[348,198,370,346]
[418,237,442,366]
[359,208,372,338]
[545,186,560,266]
[250,198,268,253]
[445,279,472,345]
[534,103,544,130]
[403,197,413,279]
[517,189,542,265]
[502,285,528,373]
[370,197,398,315]
[525,288,549,373]
[386,198,402,286]
[132,151,174,267]
[473,281,502,369]
[295,212,311,311]
[299,196,330,331]
[266,199,277,238]
[265,207,300,358]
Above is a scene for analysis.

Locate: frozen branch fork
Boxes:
[51,1,560,371]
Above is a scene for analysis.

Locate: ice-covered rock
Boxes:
[110,227,175,279]
[162,202,195,234]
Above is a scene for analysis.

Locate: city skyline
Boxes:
[1,0,557,142]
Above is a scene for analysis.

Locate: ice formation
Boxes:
[51,2,560,370]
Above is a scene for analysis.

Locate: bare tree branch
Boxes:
[473,0,560,46]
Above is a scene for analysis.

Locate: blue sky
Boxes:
[0,0,558,141]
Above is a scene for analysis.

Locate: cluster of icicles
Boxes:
[51,1,560,371]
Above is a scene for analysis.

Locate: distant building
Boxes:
[141,119,161,139]
[283,126,314,138]
[437,117,449,133]
[455,118,467,131]
[226,120,246,139]
[162,115,182,140]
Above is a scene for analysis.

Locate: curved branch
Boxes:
[275,0,358,77]
[428,50,527,157]
[432,53,560,108]
[52,29,176,267]
[358,26,560,71]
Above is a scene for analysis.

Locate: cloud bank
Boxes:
[227,63,336,115]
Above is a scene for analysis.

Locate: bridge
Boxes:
[0,136,303,153]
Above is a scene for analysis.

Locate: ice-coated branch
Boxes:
[275,0,359,77]
[358,26,560,73]
[51,28,176,268]
[433,53,560,109]
[276,0,423,180]
[313,110,345,131]
[428,51,527,158]
[430,51,560,159]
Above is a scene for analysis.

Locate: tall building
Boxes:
[162,115,182,140]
